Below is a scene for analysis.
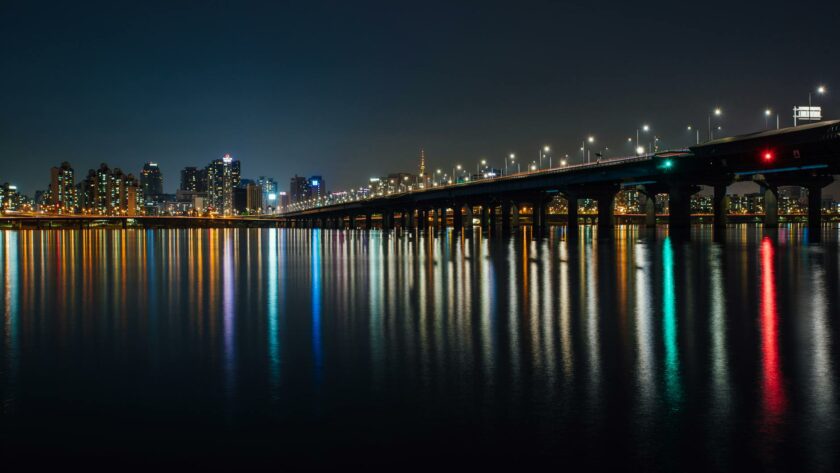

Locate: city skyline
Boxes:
[2,1,840,197]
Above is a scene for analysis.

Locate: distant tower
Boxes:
[418,147,426,177]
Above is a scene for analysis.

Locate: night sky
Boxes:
[2,0,839,195]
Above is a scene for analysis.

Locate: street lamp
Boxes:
[540,145,551,169]
[687,125,699,145]
[636,124,650,149]
[477,159,487,176]
[636,145,645,155]
[811,85,826,107]
[708,108,722,141]
[560,154,568,166]
[582,136,595,163]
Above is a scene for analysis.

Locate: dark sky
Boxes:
[2,0,839,196]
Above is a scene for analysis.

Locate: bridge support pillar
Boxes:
[511,203,521,228]
[481,205,490,228]
[565,194,578,236]
[643,194,656,228]
[405,209,414,229]
[534,196,549,234]
[382,212,393,231]
[761,184,778,228]
[807,181,829,242]
[713,183,728,234]
[463,205,473,228]
[452,206,463,229]
[596,192,615,238]
[668,184,698,238]
[364,213,373,230]
[500,202,512,232]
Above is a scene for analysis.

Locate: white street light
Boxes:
[636,146,645,155]
[709,108,722,141]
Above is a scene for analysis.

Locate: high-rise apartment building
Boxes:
[140,162,164,201]
[79,163,139,215]
[246,183,263,214]
[290,175,309,203]
[180,166,207,192]
[308,176,325,200]
[48,161,76,213]
[206,154,241,214]
[257,176,278,213]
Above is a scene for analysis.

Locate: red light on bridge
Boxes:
[763,150,774,162]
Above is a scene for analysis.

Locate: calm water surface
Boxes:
[1,225,839,470]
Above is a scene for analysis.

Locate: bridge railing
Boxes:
[282,153,657,214]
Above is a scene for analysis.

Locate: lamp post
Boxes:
[636,124,649,149]
[810,85,826,108]
[583,136,595,163]
[453,164,462,183]
[477,159,487,177]
[708,108,722,141]
[540,145,551,169]
[687,125,699,145]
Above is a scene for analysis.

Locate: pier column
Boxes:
[510,203,521,228]
[807,183,823,242]
[643,193,656,228]
[761,184,778,228]
[501,202,512,231]
[596,191,615,238]
[382,211,393,230]
[363,213,371,230]
[668,184,698,238]
[481,205,490,228]
[405,209,415,229]
[565,193,579,235]
[452,205,463,229]
[713,183,727,232]
[463,205,473,228]
[534,196,549,234]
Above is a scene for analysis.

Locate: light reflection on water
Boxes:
[0,225,838,470]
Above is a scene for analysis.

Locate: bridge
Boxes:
[278,120,840,240]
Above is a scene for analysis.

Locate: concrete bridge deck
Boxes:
[278,120,840,240]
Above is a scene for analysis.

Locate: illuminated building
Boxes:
[308,176,325,199]
[180,166,207,192]
[79,163,139,215]
[257,176,278,213]
[48,161,77,213]
[0,183,23,211]
[290,175,309,203]
[140,162,164,202]
[245,183,263,214]
[205,154,241,214]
